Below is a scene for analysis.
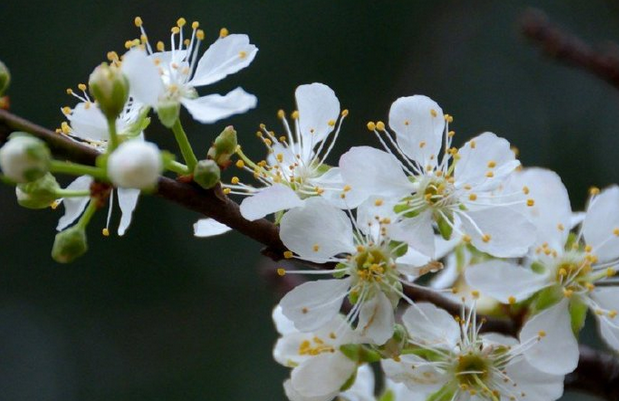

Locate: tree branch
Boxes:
[1,107,618,399]
[521,8,619,90]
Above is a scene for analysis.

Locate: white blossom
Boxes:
[107,140,162,189]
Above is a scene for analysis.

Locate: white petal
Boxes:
[396,248,432,277]
[465,260,549,303]
[193,218,232,237]
[284,379,334,401]
[389,95,444,168]
[507,168,572,251]
[279,278,351,332]
[381,355,447,394]
[340,365,375,401]
[291,352,357,398]
[313,167,367,210]
[116,188,140,236]
[355,196,399,239]
[273,333,314,368]
[121,49,164,106]
[389,211,435,258]
[519,299,579,375]
[401,303,459,348]
[339,146,413,199]
[356,292,395,345]
[280,197,355,263]
[190,34,257,87]
[455,132,520,191]
[239,184,303,221]
[459,206,535,258]
[181,87,257,124]
[296,83,340,145]
[384,379,428,401]
[591,288,619,350]
[272,305,298,336]
[57,176,93,231]
[67,102,109,141]
[504,359,565,401]
[583,185,619,262]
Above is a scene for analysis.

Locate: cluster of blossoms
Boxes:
[0,16,617,401]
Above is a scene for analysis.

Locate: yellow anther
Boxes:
[374,199,383,206]
[557,223,564,231]
[102,228,110,237]
[470,140,476,149]
[66,88,74,95]
[487,160,496,168]
[284,251,294,259]
[444,114,453,123]
[469,193,477,201]
[607,268,616,277]
[289,111,299,120]
[356,245,365,252]
[61,106,72,115]
[313,244,320,252]
[609,310,618,319]
[563,289,574,298]
[50,200,60,209]
[239,51,247,59]
[341,109,349,117]
[614,228,619,236]
[171,26,180,34]
[376,121,386,131]
[124,40,134,49]
[78,83,87,91]
[196,29,205,40]
[430,109,438,117]
[279,136,287,142]
[448,130,455,137]
[471,290,480,299]
[134,16,143,27]
[419,141,426,148]
[177,17,187,27]
[140,34,148,43]
[277,109,285,119]
[589,186,600,196]
[156,41,165,51]
[538,330,546,338]
[219,27,229,38]
[235,160,245,168]
[511,146,520,157]
[585,282,595,291]
[367,121,376,131]
[106,51,119,61]
[482,234,491,243]
[192,21,200,30]
[275,153,284,163]
[558,268,568,277]
[585,245,592,253]
[485,171,494,178]
[508,296,516,305]
[231,176,240,185]
[462,234,472,243]
[527,199,535,207]
[223,188,231,195]
[328,119,336,127]
[521,186,529,195]
[343,185,352,192]
[277,268,286,276]
[61,122,71,134]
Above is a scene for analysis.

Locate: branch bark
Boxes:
[1,107,617,399]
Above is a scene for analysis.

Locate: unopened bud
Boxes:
[0,60,10,96]
[88,63,129,120]
[193,159,221,189]
[52,226,88,263]
[0,133,51,183]
[207,126,237,168]
[16,173,60,209]
[157,100,181,128]
[107,140,162,189]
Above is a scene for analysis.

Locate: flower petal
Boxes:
[239,183,303,221]
[389,95,444,168]
[280,197,355,263]
[389,211,435,258]
[121,49,164,106]
[519,298,579,375]
[458,206,535,258]
[279,278,351,332]
[583,185,619,263]
[591,288,619,351]
[193,218,232,237]
[356,292,395,345]
[465,260,549,303]
[67,102,109,141]
[381,354,447,395]
[57,176,93,231]
[504,359,565,401]
[117,188,140,236]
[401,303,459,348]
[340,365,375,401]
[296,83,340,145]
[312,167,367,210]
[339,146,413,199]
[190,34,257,87]
[284,379,334,401]
[181,87,257,124]
[291,352,357,398]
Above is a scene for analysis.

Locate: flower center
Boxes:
[298,337,335,356]
[455,353,490,388]
[553,254,592,291]
[353,247,391,284]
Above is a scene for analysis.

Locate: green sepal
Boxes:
[52,226,88,263]
[193,159,221,189]
[0,60,10,96]
[564,232,579,252]
[435,210,454,240]
[339,369,358,392]
[333,262,348,278]
[16,173,60,209]
[389,241,408,258]
[339,344,381,364]
[569,298,588,335]
[394,200,420,218]
[158,102,181,128]
[530,261,546,274]
[533,285,562,313]
[428,384,456,401]
[378,390,395,401]
[315,163,331,176]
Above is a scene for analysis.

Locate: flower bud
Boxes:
[193,159,220,189]
[207,126,237,168]
[157,100,181,128]
[0,133,51,183]
[52,226,88,263]
[16,173,60,209]
[88,63,129,120]
[107,140,162,189]
[0,60,10,96]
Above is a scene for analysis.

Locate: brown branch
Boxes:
[521,8,619,90]
[1,107,618,399]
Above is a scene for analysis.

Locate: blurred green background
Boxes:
[1,0,617,399]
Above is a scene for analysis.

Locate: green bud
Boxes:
[88,63,129,120]
[0,60,10,96]
[0,132,51,183]
[157,101,181,128]
[16,173,60,209]
[51,226,88,263]
[207,126,238,168]
[193,159,221,189]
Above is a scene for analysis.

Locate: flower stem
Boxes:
[106,117,119,151]
[77,200,98,230]
[50,160,108,181]
[165,160,191,175]
[55,189,91,198]
[171,119,198,172]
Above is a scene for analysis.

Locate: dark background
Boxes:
[0,0,617,399]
